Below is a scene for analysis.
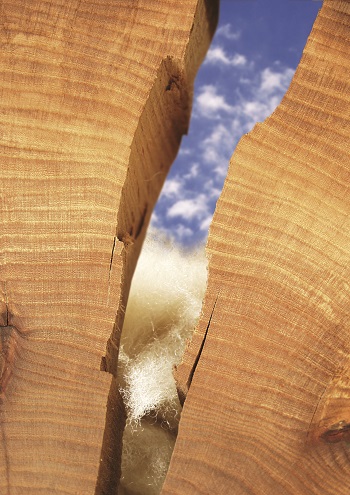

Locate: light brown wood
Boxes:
[0,1,218,493]
[163,1,350,493]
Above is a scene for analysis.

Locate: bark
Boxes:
[163,1,350,494]
[0,1,218,494]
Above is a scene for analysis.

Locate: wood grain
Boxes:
[164,1,350,493]
[0,1,218,493]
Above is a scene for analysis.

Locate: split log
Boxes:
[163,1,350,494]
[0,1,218,494]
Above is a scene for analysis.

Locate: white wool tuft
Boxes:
[117,230,207,494]
[121,332,181,425]
[118,420,175,495]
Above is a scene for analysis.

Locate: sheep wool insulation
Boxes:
[117,231,207,495]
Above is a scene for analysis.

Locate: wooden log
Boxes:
[0,1,218,493]
[163,1,350,493]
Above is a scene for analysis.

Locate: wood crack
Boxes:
[186,294,219,392]
[108,236,117,283]
[0,412,10,495]
[0,283,10,494]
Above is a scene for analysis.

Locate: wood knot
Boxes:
[320,421,350,444]
[0,303,26,402]
[0,326,18,401]
[308,368,350,445]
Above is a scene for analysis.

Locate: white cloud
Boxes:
[203,179,223,199]
[178,147,192,156]
[259,67,295,95]
[195,65,295,191]
[196,85,234,117]
[196,65,293,124]
[200,216,212,232]
[203,124,232,148]
[205,46,247,67]
[242,100,273,124]
[154,62,296,246]
[184,163,199,180]
[150,211,160,228]
[216,23,241,40]
[175,224,194,239]
[160,178,183,198]
[239,66,294,126]
[167,194,209,221]
[202,124,233,166]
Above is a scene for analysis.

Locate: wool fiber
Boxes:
[117,230,207,494]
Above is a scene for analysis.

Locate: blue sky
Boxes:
[151,0,322,246]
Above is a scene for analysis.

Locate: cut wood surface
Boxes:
[0,1,218,494]
[163,1,350,494]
